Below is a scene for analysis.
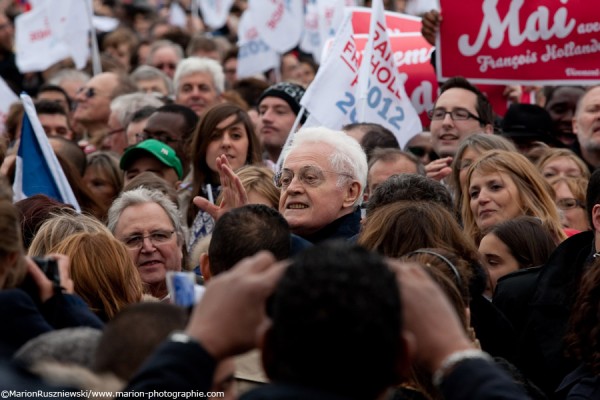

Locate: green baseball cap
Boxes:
[120,139,183,179]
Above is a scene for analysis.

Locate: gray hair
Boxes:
[110,93,165,128]
[173,57,225,95]
[107,188,184,245]
[146,40,184,65]
[130,65,174,96]
[283,127,368,206]
[48,69,90,87]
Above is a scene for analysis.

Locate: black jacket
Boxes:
[493,231,595,395]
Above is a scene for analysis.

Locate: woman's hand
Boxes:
[193,154,249,221]
[25,254,74,303]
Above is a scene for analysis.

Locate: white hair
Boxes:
[110,93,165,127]
[283,127,368,206]
[173,57,225,95]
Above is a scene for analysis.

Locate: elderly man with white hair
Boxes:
[173,57,224,117]
[195,127,367,243]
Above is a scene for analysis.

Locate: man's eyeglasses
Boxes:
[273,166,352,189]
[407,146,436,160]
[427,107,484,123]
[121,230,175,249]
[556,198,584,210]
[77,87,98,99]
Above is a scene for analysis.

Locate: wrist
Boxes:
[431,349,493,387]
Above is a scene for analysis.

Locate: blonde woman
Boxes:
[462,150,567,244]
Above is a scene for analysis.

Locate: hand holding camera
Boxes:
[24,254,74,303]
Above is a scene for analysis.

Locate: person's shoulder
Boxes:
[495,266,542,295]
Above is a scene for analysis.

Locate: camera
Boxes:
[32,257,60,285]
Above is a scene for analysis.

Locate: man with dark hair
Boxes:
[426,76,494,180]
[494,167,600,395]
[36,84,72,115]
[366,173,453,217]
[257,82,306,164]
[142,104,199,174]
[259,242,401,399]
[35,100,73,140]
[201,204,290,279]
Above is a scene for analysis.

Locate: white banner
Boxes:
[248,0,304,53]
[199,0,235,30]
[15,0,91,72]
[237,9,279,78]
[356,0,421,147]
[0,77,18,136]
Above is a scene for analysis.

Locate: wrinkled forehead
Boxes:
[283,143,334,170]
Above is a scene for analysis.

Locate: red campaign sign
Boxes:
[350,7,423,35]
[354,33,437,127]
[437,0,600,85]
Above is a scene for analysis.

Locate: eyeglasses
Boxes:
[427,107,484,123]
[76,87,98,99]
[407,146,436,159]
[273,166,352,189]
[121,230,175,249]
[136,132,180,144]
[556,198,584,210]
[154,62,177,70]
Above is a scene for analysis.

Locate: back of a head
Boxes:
[50,232,143,320]
[367,174,454,217]
[264,241,401,399]
[360,126,400,161]
[14,195,71,250]
[94,302,188,381]
[0,200,27,289]
[122,171,179,207]
[14,328,102,370]
[209,204,290,276]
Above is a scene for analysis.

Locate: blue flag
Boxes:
[12,93,80,211]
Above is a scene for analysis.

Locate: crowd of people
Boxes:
[1,0,600,399]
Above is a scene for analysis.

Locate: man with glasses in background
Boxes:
[425,76,494,181]
[72,72,137,149]
[108,188,185,300]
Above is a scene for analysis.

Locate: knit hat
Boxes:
[258,82,308,123]
[120,139,183,179]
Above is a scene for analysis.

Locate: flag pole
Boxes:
[275,106,305,171]
[84,0,102,76]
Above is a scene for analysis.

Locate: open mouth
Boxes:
[287,203,309,209]
[139,260,162,267]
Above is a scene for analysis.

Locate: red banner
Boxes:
[437,0,600,85]
[350,7,423,34]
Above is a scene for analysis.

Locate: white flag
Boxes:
[0,77,18,136]
[237,9,279,78]
[300,11,360,129]
[15,0,91,72]
[248,0,303,53]
[299,1,321,61]
[355,0,422,147]
[199,0,235,30]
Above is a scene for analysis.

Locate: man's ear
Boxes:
[396,330,416,379]
[258,320,276,380]
[200,252,212,282]
[342,181,362,208]
[592,204,600,233]
[483,123,494,134]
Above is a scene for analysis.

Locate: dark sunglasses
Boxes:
[155,62,177,70]
[77,87,97,99]
[407,146,436,159]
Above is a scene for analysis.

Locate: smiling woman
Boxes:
[462,150,566,245]
[187,104,263,246]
